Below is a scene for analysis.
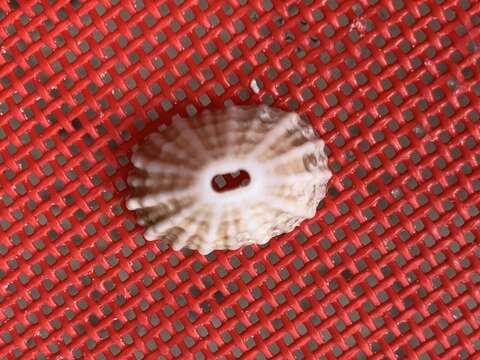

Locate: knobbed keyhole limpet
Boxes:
[127,105,331,254]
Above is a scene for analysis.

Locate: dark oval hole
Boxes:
[211,169,251,193]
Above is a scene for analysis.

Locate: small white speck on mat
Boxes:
[250,79,260,94]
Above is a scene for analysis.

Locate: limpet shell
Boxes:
[127,105,331,254]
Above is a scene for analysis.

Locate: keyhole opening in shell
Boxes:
[211,170,251,193]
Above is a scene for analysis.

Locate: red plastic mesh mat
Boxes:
[0,0,479,359]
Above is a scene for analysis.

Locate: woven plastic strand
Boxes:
[0,0,479,359]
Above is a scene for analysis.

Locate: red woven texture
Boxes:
[0,0,479,359]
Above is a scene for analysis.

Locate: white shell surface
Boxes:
[127,105,331,254]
